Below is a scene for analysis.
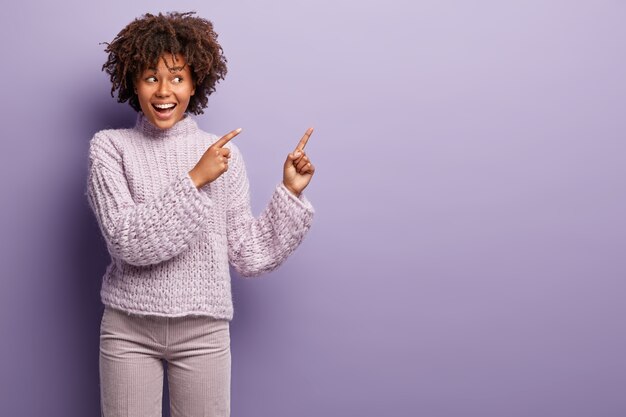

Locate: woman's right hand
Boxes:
[188,128,242,188]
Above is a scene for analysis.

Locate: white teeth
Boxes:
[154,103,175,109]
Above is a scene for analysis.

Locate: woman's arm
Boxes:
[86,132,214,266]
[226,144,314,277]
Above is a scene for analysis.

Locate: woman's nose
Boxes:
[156,80,171,97]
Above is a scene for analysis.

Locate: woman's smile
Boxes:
[151,102,178,119]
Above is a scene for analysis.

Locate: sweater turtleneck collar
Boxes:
[135,112,198,139]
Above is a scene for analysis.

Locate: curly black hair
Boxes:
[101,11,227,115]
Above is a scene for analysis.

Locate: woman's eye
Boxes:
[173,76,183,83]
[145,76,157,83]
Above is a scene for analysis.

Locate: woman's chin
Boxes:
[146,110,184,129]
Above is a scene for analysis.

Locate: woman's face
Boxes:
[134,53,195,130]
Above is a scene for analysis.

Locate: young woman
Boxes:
[86,11,315,417]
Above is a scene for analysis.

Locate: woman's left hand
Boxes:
[283,128,315,197]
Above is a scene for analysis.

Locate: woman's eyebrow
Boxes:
[145,66,185,73]
[142,59,188,75]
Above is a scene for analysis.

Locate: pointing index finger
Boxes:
[214,128,242,148]
[295,127,314,152]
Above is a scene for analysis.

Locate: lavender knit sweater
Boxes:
[86,112,314,318]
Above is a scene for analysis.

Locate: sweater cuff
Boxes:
[277,182,315,214]
[185,172,214,208]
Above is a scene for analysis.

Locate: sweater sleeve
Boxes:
[225,144,315,277]
[85,132,214,266]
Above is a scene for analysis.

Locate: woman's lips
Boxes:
[152,103,177,120]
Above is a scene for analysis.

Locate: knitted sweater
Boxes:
[85,112,315,319]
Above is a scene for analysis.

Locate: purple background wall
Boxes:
[1,1,625,416]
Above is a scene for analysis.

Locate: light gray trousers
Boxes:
[99,305,231,417]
